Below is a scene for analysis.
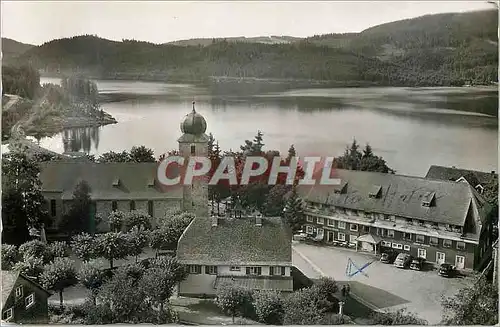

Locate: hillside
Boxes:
[1,38,34,60]
[168,36,301,46]
[6,10,498,87]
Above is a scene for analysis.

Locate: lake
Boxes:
[37,77,498,177]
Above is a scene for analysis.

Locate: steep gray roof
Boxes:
[39,162,182,200]
[1,271,19,309]
[177,216,292,265]
[298,169,487,227]
[425,165,497,186]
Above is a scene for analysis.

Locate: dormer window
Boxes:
[334,182,348,194]
[368,185,382,198]
[475,184,484,194]
[112,178,120,187]
[421,192,435,207]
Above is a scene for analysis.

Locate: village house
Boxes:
[1,271,51,324]
[38,102,209,232]
[425,165,497,195]
[176,206,293,297]
[298,169,495,272]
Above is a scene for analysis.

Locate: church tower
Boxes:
[178,101,209,217]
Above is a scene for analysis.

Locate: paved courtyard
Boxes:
[292,242,473,324]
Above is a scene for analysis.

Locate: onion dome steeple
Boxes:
[180,101,207,135]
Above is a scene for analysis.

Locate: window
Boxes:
[148,201,154,217]
[191,145,196,155]
[230,266,240,271]
[25,293,34,308]
[351,210,359,216]
[363,225,370,233]
[306,216,313,223]
[403,245,410,251]
[246,267,262,276]
[15,286,23,298]
[456,242,465,250]
[338,221,346,229]
[111,201,118,211]
[188,265,202,274]
[350,224,358,232]
[337,233,346,241]
[317,217,324,225]
[387,229,395,238]
[270,266,286,276]
[130,200,136,211]
[391,243,403,250]
[383,214,390,220]
[403,232,412,241]
[416,234,425,243]
[406,218,413,224]
[381,241,392,247]
[205,265,218,275]
[2,308,13,321]
[430,237,438,246]
[306,226,313,234]
[349,235,358,243]
[327,219,334,227]
[418,248,427,259]
[443,239,452,248]
[50,199,56,217]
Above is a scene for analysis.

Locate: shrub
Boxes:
[1,244,19,269]
[253,290,285,324]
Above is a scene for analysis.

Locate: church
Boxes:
[39,103,294,295]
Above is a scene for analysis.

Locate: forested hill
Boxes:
[1,38,34,60]
[5,9,498,87]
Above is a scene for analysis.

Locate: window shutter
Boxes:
[205,266,209,274]
[246,267,250,275]
[269,267,274,276]
[281,267,286,276]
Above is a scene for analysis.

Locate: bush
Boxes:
[47,241,70,260]
[1,244,19,269]
[216,283,254,322]
[370,308,428,325]
[253,290,285,324]
[19,240,48,261]
[13,256,44,279]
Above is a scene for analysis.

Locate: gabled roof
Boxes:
[298,169,488,227]
[38,162,183,200]
[177,216,292,265]
[425,165,497,187]
[1,271,50,310]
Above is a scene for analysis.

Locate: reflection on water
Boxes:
[62,127,100,153]
[37,78,498,176]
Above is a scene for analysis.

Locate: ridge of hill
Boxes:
[2,38,35,59]
[4,9,498,87]
[168,36,302,46]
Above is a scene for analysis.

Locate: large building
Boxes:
[298,169,495,271]
[39,102,209,231]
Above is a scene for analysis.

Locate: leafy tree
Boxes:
[95,232,130,268]
[47,241,70,260]
[216,283,254,323]
[2,150,49,244]
[130,145,155,162]
[97,150,132,163]
[13,256,45,279]
[108,211,126,232]
[77,259,106,305]
[71,233,99,261]
[19,240,49,262]
[1,244,19,269]
[253,290,285,325]
[150,255,188,283]
[263,184,291,216]
[311,277,339,313]
[139,266,178,316]
[283,287,327,325]
[2,65,40,99]
[61,180,92,236]
[96,267,154,323]
[150,212,194,255]
[283,186,304,233]
[333,140,395,173]
[441,275,498,325]
[370,308,427,325]
[40,257,77,309]
[124,210,152,231]
[125,227,150,262]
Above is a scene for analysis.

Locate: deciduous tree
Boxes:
[70,233,99,262]
[61,180,92,236]
[253,290,285,325]
[370,308,427,325]
[77,259,106,305]
[216,283,253,323]
[130,145,155,163]
[95,232,130,268]
[40,257,77,309]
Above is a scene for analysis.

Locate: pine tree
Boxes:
[251,131,265,154]
[286,144,296,163]
[208,133,215,157]
[363,144,373,158]
[283,187,304,233]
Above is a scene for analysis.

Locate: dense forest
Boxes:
[3,9,498,87]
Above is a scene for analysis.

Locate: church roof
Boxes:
[177,215,292,266]
[39,162,183,200]
[180,102,207,135]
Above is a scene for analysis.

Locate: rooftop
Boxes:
[39,162,183,200]
[425,165,497,187]
[298,169,490,227]
[177,215,292,265]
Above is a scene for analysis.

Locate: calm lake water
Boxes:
[38,77,498,177]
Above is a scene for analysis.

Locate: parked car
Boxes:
[293,232,308,241]
[410,257,425,271]
[380,251,397,264]
[393,253,412,268]
[438,264,456,277]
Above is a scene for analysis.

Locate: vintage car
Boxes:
[393,253,412,269]
[410,257,425,271]
[438,264,456,277]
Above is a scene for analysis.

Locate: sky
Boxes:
[1,1,496,45]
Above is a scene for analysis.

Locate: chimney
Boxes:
[211,212,218,227]
[492,171,496,175]
[255,212,263,227]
